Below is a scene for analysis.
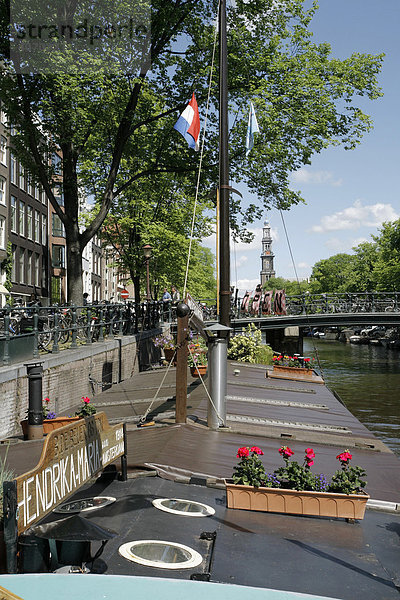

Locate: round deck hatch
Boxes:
[53,496,116,514]
[152,498,215,517]
[118,540,203,569]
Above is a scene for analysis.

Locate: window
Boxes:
[19,201,25,236]
[52,152,62,175]
[19,248,25,283]
[39,185,45,204]
[0,136,6,165]
[0,216,5,249]
[34,210,40,243]
[0,176,5,205]
[27,206,33,239]
[51,276,61,304]
[10,196,17,232]
[11,245,17,282]
[42,214,47,244]
[27,250,33,285]
[27,173,33,196]
[34,254,40,287]
[19,165,25,190]
[52,244,65,268]
[53,183,64,206]
[34,184,39,200]
[0,101,6,124]
[10,153,17,183]
[52,213,65,237]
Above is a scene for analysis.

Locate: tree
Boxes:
[262,276,311,296]
[0,0,384,303]
[310,254,356,293]
[370,220,400,291]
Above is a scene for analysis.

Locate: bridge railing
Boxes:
[197,292,400,320]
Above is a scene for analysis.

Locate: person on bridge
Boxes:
[171,286,180,302]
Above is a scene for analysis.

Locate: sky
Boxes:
[202,0,400,294]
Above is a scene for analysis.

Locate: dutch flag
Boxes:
[174,93,200,151]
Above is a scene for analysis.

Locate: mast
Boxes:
[219,0,230,327]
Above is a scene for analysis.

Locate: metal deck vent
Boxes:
[119,540,203,569]
[53,496,116,514]
[152,498,215,517]
[227,414,352,434]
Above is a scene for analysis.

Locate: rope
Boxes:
[278,208,325,379]
[183,14,219,298]
[138,347,177,423]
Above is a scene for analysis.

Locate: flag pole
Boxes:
[219,0,230,327]
[216,187,220,316]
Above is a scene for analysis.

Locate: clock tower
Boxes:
[260,219,276,285]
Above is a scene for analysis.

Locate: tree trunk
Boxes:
[66,229,84,306]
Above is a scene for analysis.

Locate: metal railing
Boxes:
[0,300,179,366]
[197,292,400,320]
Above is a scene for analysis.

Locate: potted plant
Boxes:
[188,338,208,377]
[225,445,369,520]
[269,354,321,382]
[75,396,97,417]
[153,333,177,363]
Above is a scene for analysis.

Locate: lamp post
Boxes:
[142,244,152,301]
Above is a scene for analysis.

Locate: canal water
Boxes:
[303,338,400,458]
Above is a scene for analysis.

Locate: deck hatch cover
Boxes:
[227,414,352,434]
[152,498,215,517]
[119,540,203,569]
[53,496,116,514]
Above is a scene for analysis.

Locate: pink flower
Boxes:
[250,446,264,455]
[237,447,250,459]
[279,446,294,458]
[82,396,91,404]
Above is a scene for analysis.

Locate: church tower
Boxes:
[260,219,276,286]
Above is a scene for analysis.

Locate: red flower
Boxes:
[279,446,294,458]
[305,448,315,459]
[305,457,314,466]
[44,397,50,403]
[81,396,91,404]
[337,450,352,463]
[250,446,264,455]
[237,447,250,459]
[304,357,310,362]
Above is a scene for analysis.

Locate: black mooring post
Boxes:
[3,480,18,573]
[24,361,44,440]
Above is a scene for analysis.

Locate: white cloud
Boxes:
[297,261,310,269]
[310,200,399,234]
[291,168,342,187]
[234,255,248,267]
[235,278,260,293]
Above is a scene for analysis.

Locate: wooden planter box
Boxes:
[21,416,81,437]
[225,481,369,520]
[268,365,324,384]
[274,365,311,375]
[190,365,207,378]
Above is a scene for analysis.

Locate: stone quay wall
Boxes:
[0,329,162,440]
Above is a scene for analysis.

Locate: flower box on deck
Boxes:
[225,480,369,520]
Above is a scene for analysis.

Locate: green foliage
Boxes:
[0,0,384,300]
[328,465,367,495]
[228,323,272,364]
[274,460,318,491]
[233,447,267,488]
[310,219,400,293]
[1,242,13,291]
[75,397,97,418]
[263,277,312,296]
